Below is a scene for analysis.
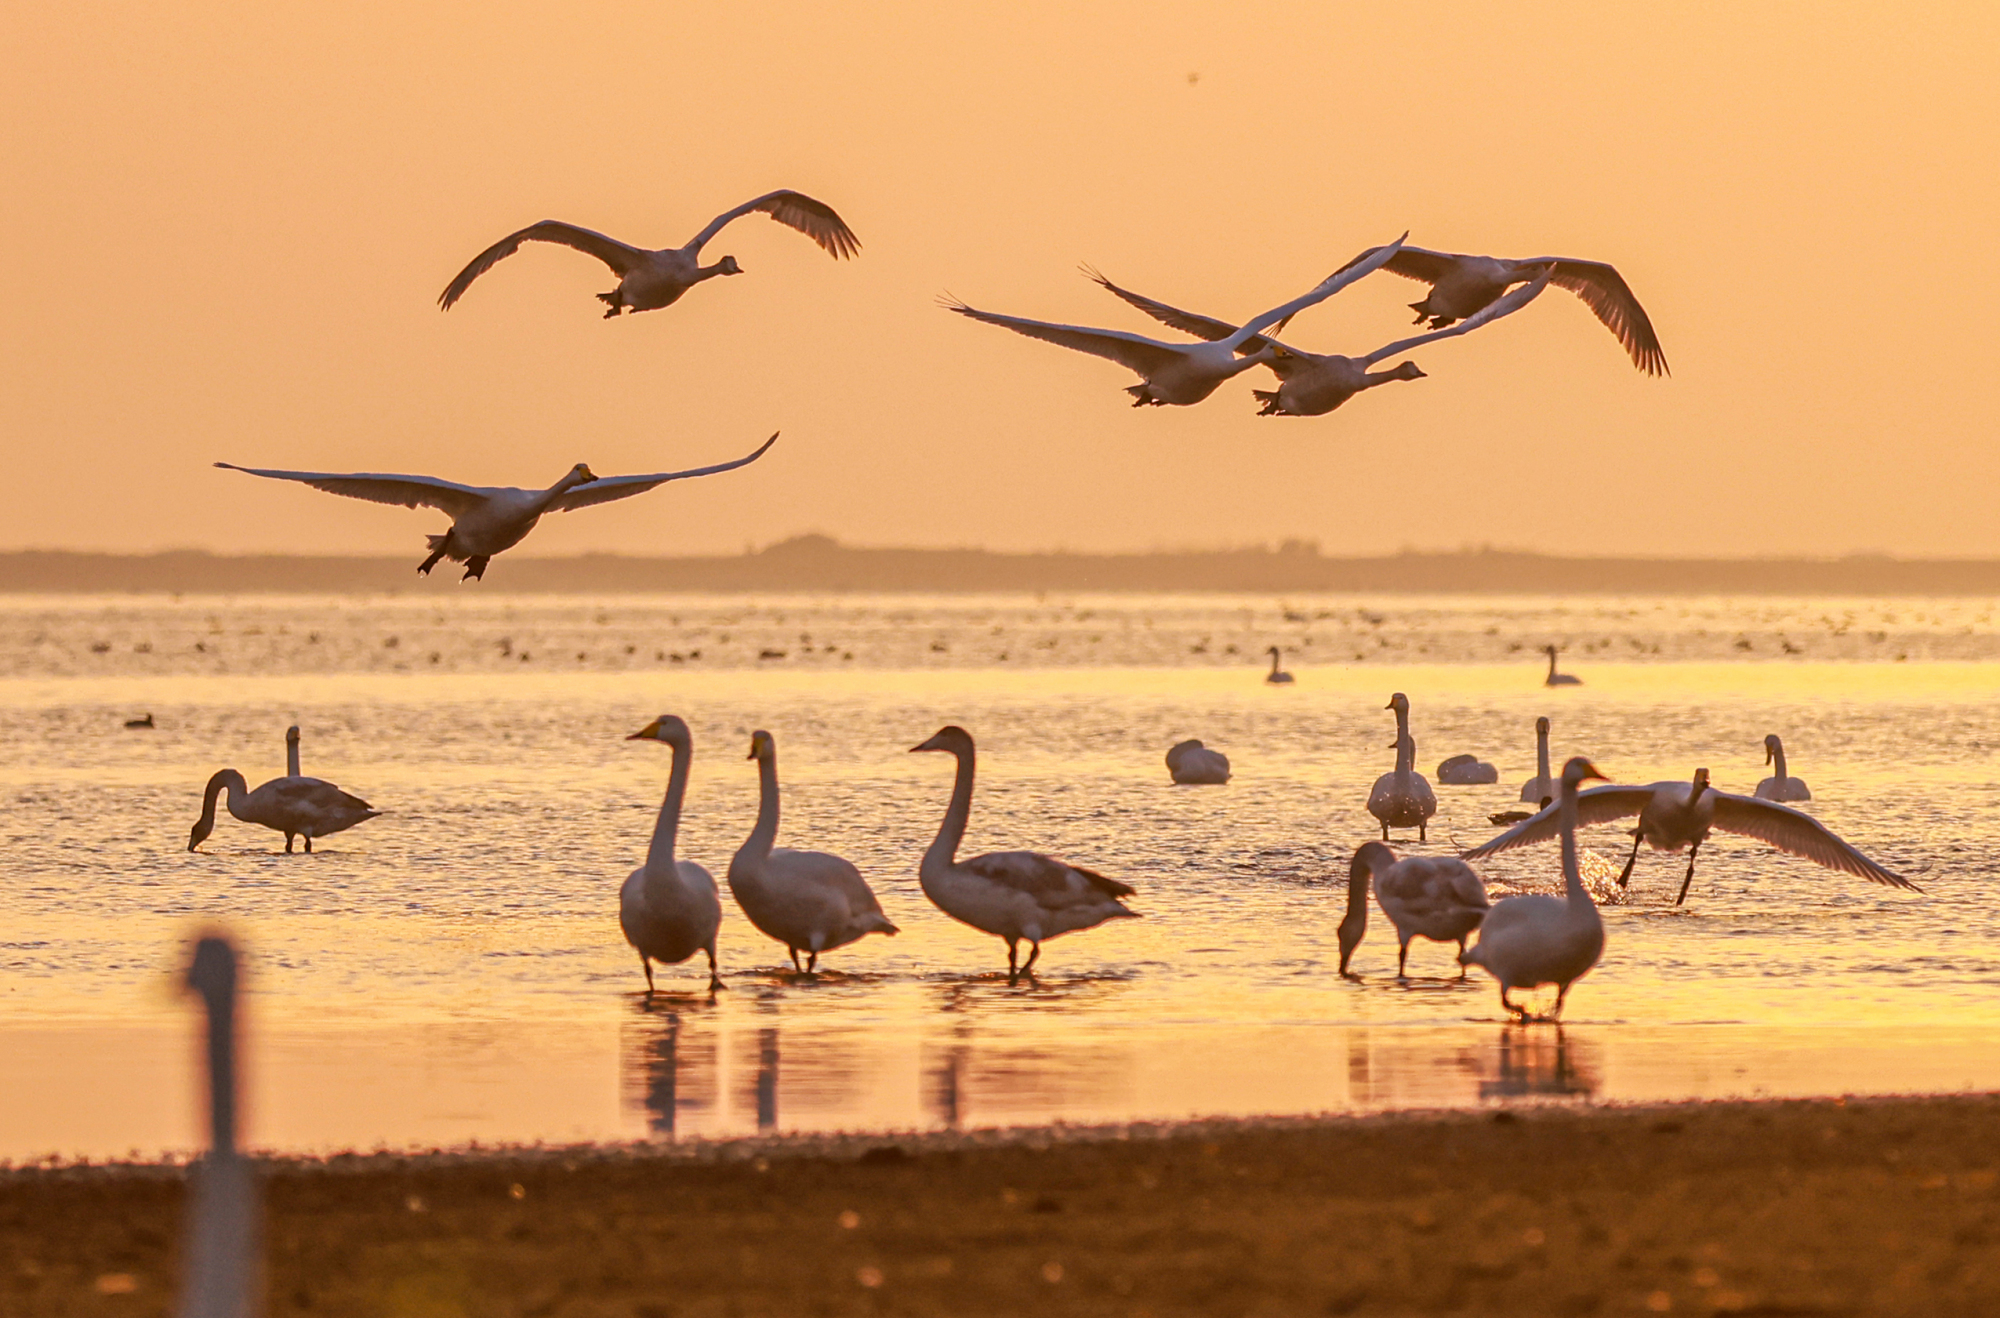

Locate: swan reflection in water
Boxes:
[622,998,717,1139]
[1477,1027,1600,1101]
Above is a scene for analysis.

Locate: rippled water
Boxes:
[3,593,1993,1159]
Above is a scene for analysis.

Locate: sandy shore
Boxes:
[7,1092,2000,1316]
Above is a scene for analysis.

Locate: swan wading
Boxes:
[1367,694,1437,841]
[621,716,724,992]
[1755,734,1813,802]
[439,190,859,316]
[1337,842,1490,980]
[911,725,1138,983]
[188,726,378,854]
[214,435,776,581]
[1166,739,1232,785]
[728,729,898,972]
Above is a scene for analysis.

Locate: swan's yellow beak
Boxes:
[576,464,599,483]
[626,718,661,741]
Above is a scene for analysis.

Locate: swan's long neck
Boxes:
[1268,649,1280,676]
[1337,854,1370,961]
[1547,649,1558,679]
[695,259,734,282]
[745,752,781,862]
[528,468,592,517]
[646,738,692,876]
[199,770,249,830]
[1771,741,1789,781]
[1558,778,1593,914]
[1394,734,1415,786]
[924,748,975,872]
[1219,345,1279,379]
[286,734,300,779]
[1536,727,1550,781]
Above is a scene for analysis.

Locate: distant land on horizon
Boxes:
[4,535,2000,596]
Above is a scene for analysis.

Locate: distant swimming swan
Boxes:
[1754,734,1812,802]
[1166,739,1232,785]
[1543,645,1582,687]
[1265,646,1295,684]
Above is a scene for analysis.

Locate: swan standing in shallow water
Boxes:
[621,716,724,992]
[1337,842,1490,980]
[1755,734,1813,802]
[1264,646,1295,684]
[729,730,898,972]
[1166,739,1231,785]
[182,936,258,1318]
[1543,645,1582,686]
[1463,767,1919,905]
[1368,694,1437,841]
[911,726,1138,982]
[438,190,859,315]
[1460,757,1610,1022]
[188,727,378,853]
[1520,716,1556,803]
[215,435,776,582]
[943,237,1405,407]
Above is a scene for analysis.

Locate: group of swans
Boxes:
[619,718,1135,990]
[188,725,379,854]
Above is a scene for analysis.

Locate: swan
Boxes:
[910,725,1138,982]
[1462,767,1920,905]
[1265,645,1295,684]
[182,936,257,1318]
[621,715,724,992]
[125,713,154,729]
[1367,694,1437,841]
[1755,734,1812,802]
[438,190,859,315]
[1336,841,1490,980]
[941,236,1406,407]
[1381,245,1668,375]
[1544,645,1582,686]
[1459,757,1610,1022]
[1437,754,1498,785]
[728,729,898,972]
[1166,739,1231,785]
[1091,264,1553,417]
[214,434,776,581]
[1519,716,1556,802]
[188,730,379,853]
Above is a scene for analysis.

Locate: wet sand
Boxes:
[9,1093,2000,1316]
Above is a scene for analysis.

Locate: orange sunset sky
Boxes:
[3,1,1995,559]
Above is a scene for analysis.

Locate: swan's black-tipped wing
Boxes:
[438,221,649,309]
[545,434,779,512]
[1709,793,1919,891]
[686,190,860,259]
[1537,259,1670,376]
[212,463,489,518]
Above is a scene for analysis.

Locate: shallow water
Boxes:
[2,592,1993,1159]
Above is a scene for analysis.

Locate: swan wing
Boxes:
[213,463,489,518]
[1527,258,1669,376]
[962,850,1135,905]
[1080,266,1284,352]
[270,777,374,814]
[941,299,1190,377]
[1231,234,1408,342]
[686,190,860,259]
[545,433,779,512]
[438,221,650,309]
[767,848,885,913]
[1708,794,1919,891]
[1460,785,1657,859]
[1381,246,1464,286]
[1362,265,1554,364]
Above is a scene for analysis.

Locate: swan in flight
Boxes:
[1459,757,1610,1022]
[1090,264,1553,417]
[1755,734,1813,802]
[1381,245,1669,375]
[1368,694,1437,841]
[1265,645,1295,684]
[182,936,258,1318]
[729,730,898,972]
[1544,645,1582,686]
[1520,716,1556,803]
[438,190,859,316]
[1337,842,1490,980]
[1462,767,1919,905]
[941,236,1406,407]
[1437,753,1498,785]
[215,434,776,581]
[188,730,379,854]
[1166,739,1231,785]
[622,716,724,992]
[911,725,1138,982]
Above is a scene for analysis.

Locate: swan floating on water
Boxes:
[729,729,898,972]
[1264,646,1295,685]
[214,435,776,581]
[1367,694,1437,841]
[1543,645,1582,686]
[1520,716,1556,802]
[188,725,378,853]
[1463,767,1919,905]
[622,716,724,992]
[1437,753,1498,785]
[1166,739,1231,785]
[1755,734,1812,802]
[124,713,154,729]
[942,236,1405,407]
[438,190,859,315]
[182,935,258,1318]
[911,725,1138,982]
[1460,757,1610,1022]
[1337,841,1490,980]
[1381,245,1669,375]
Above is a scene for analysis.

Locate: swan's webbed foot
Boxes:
[641,955,656,994]
[418,548,447,576]
[706,948,725,992]
[461,556,490,582]
[597,291,623,317]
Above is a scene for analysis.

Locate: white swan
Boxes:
[621,715,724,991]
[1519,716,1555,803]
[1459,757,1610,1021]
[438,190,859,315]
[1336,841,1490,979]
[1265,645,1295,684]
[1544,645,1582,686]
[1755,734,1813,802]
[911,725,1138,982]
[1367,694,1437,841]
[1091,264,1553,417]
[1463,767,1919,905]
[182,936,257,1318]
[188,728,379,853]
[942,237,1405,407]
[1381,245,1668,375]
[1437,754,1498,785]
[728,729,898,972]
[214,435,776,581]
[1166,739,1231,785]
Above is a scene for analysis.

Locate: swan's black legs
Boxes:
[1675,841,1703,906]
[1617,829,1645,887]
[1552,982,1572,1021]
[284,832,295,854]
[1021,941,1041,976]
[417,546,447,576]
[303,836,313,854]
[706,946,723,992]
[1419,822,1427,843]
[1397,941,1410,981]
[806,950,819,973]
[1006,938,1019,984]
[1456,937,1469,980]
[1500,986,1528,1022]
[641,955,655,994]
[1380,821,1390,841]
[461,556,490,582]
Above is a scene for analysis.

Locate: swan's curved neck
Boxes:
[646,739,692,875]
[696,259,734,281]
[1337,855,1369,965]
[1547,650,1558,678]
[1394,734,1415,784]
[924,748,975,871]
[1536,727,1550,780]
[199,770,249,830]
[528,468,592,516]
[1771,743,1789,781]
[1558,780,1590,910]
[286,736,300,779]
[1268,650,1280,675]
[745,753,781,860]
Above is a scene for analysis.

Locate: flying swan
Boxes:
[621,715,724,992]
[188,725,378,853]
[214,434,776,581]
[438,190,860,316]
